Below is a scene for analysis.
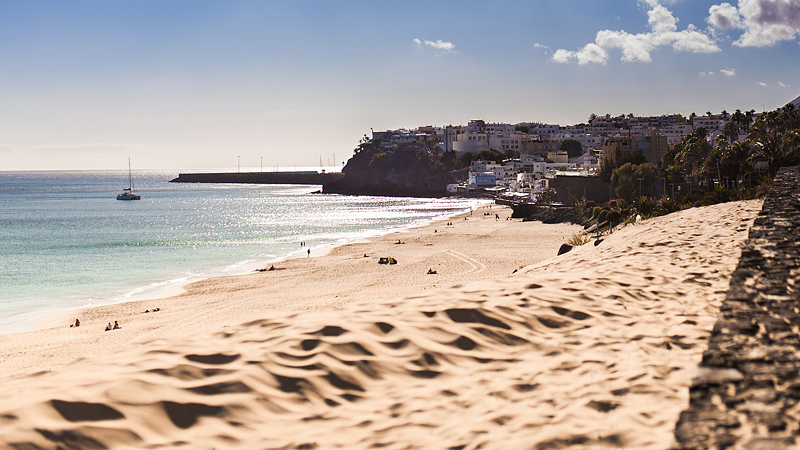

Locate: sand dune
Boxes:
[0,200,762,449]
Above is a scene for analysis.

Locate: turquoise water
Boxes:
[0,170,482,334]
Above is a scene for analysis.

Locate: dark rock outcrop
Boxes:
[323,143,456,197]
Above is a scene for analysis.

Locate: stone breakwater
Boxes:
[675,166,800,449]
[170,171,345,185]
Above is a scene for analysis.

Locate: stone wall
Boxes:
[675,166,800,448]
[550,175,614,203]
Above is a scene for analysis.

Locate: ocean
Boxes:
[0,170,483,334]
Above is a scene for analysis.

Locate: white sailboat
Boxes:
[117,158,141,200]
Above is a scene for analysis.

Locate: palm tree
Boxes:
[743,105,800,174]
[727,140,754,185]
[678,128,712,186]
[748,113,786,175]
[744,110,755,132]
[708,139,753,186]
[721,121,739,144]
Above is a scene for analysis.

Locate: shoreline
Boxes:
[0,199,764,449]
[0,203,579,381]
[7,199,489,336]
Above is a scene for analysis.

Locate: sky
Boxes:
[1,0,798,171]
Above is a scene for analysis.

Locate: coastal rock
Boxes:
[323,142,456,197]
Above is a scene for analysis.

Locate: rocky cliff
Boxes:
[323,142,457,197]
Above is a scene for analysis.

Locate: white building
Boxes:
[453,132,490,156]
[519,154,546,174]
[486,123,516,134]
[662,124,693,145]
[488,133,523,152]
[470,160,500,172]
[520,123,560,137]
[693,115,728,131]
[551,133,606,150]
[468,171,498,187]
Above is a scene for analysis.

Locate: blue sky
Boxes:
[1,0,798,171]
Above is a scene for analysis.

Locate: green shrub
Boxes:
[369,152,387,166]
[702,185,736,206]
[659,196,682,214]
[606,210,622,231]
[567,233,591,246]
[634,195,657,216]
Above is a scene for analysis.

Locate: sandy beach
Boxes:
[0,200,763,449]
[0,204,579,380]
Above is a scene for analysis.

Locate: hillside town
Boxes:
[366,109,765,203]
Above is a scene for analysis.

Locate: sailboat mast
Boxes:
[128,157,133,190]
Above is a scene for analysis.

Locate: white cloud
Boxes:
[576,43,610,64]
[533,43,549,50]
[708,0,800,47]
[757,81,768,86]
[700,71,715,76]
[777,81,791,87]
[413,38,455,53]
[552,2,719,64]
[720,67,736,76]
[597,30,656,62]
[648,4,679,33]
[551,44,609,65]
[708,3,743,29]
[551,49,573,63]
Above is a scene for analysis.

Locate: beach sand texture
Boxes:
[0,200,762,449]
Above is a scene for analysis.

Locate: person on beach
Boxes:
[113,321,120,330]
[105,323,112,331]
[307,248,311,257]
[71,319,80,328]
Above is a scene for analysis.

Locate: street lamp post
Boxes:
[238,156,240,173]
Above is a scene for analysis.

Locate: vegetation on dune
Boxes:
[569,101,800,241]
[660,103,799,199]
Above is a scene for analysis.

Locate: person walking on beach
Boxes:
[307,248,311,257]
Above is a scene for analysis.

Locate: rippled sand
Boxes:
[0,200,761,449]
